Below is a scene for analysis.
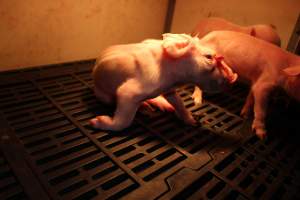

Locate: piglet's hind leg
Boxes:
[90,82,140,131]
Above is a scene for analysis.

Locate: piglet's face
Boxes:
[199,56,238,93]
[162,33,236,92]
[191,45,238,93]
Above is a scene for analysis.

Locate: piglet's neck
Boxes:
[162,56,197,85]
[283,77,300,101]
[287,53,300,66]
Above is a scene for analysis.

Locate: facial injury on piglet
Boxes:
[283,66,300,76]
[216,56,238,83]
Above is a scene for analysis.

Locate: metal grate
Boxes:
[212,147,299,199]
[0,151,29,200]
[0,79,139,200]
[0,60,299,200]
[171,171,247,200]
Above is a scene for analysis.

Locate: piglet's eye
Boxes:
[204,54,213,59]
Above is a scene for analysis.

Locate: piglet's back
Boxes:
[93,45,139,94]
[192,17,249,38]
[93,42,163,94]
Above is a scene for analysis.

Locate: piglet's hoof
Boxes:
[89,116,113,130]
[192,93,202,105]
[89,118,103,129]
[251,124,267,140]
[240,108,251,119]
[183,116,198,126]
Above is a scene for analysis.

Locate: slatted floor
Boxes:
[0,60,299,200]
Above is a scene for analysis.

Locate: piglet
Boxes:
[192,17,281,46]
[195,30,300,139]
[90,33,237,131]
[191,17,282,105]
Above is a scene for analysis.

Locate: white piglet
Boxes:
[90,33,237,131]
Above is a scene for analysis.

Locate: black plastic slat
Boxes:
[0,59,299,200]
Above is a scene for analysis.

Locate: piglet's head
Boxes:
[162,33,218,71]
[202,55,238,93]
[283,66,300,101]
[162,33,237,92]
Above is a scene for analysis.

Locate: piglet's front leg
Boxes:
[145,95,175,112]
[251,81,275,140]
[164,90,197,125]
[192,86,203,105]
[240,91,254,118]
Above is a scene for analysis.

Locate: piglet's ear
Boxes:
[283,66,300,76]
[162,33,193,58]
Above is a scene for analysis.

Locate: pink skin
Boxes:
[144,96,175,112]
[90,33,237,131]
[192,17,281,46]
[195,31,300,139]
[191,17,282,105]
